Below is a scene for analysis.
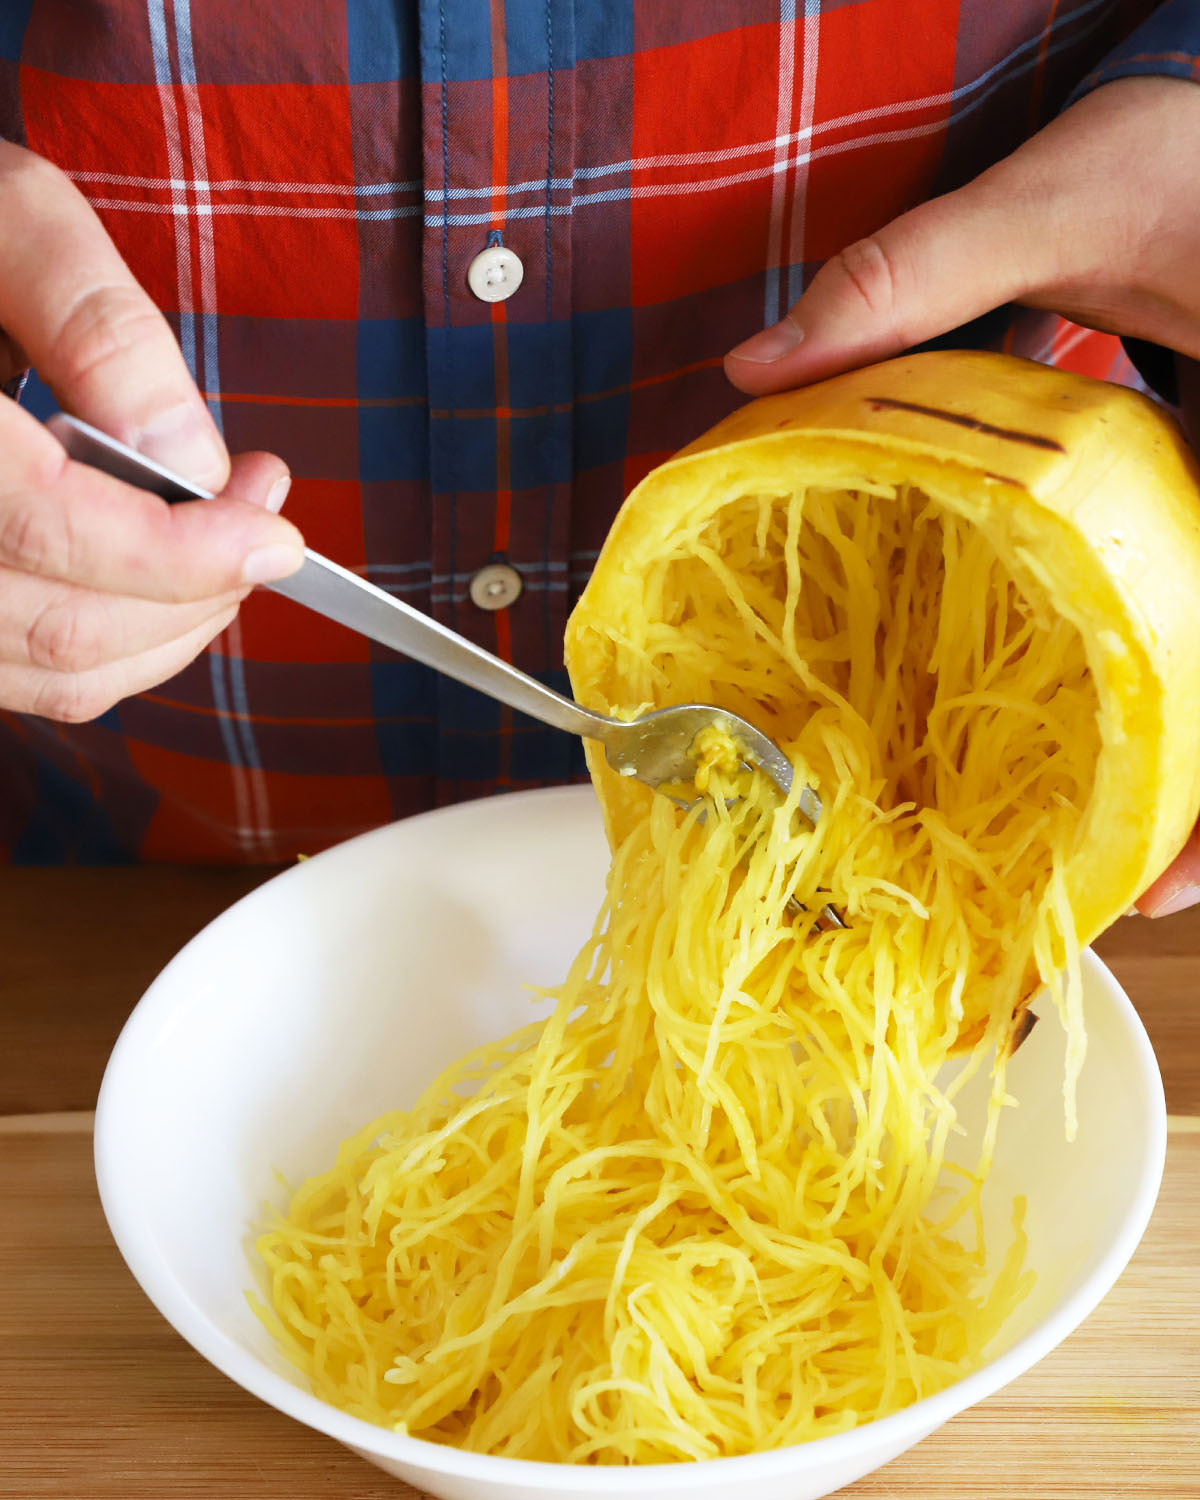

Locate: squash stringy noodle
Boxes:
[254,481,1099,1462]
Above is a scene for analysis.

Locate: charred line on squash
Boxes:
[1008,1008,1040,1057]
[866,397,1066,453]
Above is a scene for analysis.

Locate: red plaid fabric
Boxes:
[0,0,1191,863]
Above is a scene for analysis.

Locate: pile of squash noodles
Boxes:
[254,480,1101,1462]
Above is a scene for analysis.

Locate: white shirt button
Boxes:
[466,245,524,303]
[469,562,523,610]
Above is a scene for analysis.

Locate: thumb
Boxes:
[1136,829,1200,919]
[725,175,1035,396]
[0,142,230,490]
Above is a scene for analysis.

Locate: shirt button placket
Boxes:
[417,1,578,796]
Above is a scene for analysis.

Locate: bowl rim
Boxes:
[94,786,1168,1490]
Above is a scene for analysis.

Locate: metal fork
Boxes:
[51,413,845,930]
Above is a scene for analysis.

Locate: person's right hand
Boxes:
[0,141,304,724]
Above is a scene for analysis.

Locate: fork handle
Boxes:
[48,413,615,743]
[273,552,615,739]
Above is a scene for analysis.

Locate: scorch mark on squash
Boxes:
[866,397,1066,453]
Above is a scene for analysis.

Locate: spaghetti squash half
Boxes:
[568,350,1200,1014]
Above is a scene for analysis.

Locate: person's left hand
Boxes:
[725,75,1200,438]
[725,74,1200,918]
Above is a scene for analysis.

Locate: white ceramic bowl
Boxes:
[95,787,1167,1500]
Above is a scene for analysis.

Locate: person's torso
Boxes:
[0,0,1149,861]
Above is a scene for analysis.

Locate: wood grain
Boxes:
[0,1125,1195,1500]
[0,867,274,1115]
[0,868,1197,1116]
[1094,914,1200,1116]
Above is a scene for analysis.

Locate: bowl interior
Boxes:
[95,786,1165,1493]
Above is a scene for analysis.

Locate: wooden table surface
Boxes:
[1,867,1197,1499]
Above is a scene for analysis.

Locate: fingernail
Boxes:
[727,315,804,365]
[241,543,304,585]
[265,476,291,514]
[137,403,227,489]
[1143,883,1200,919]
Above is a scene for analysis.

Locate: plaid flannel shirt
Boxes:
[0,0,1196,863]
